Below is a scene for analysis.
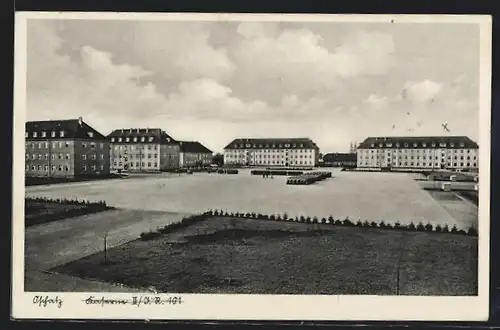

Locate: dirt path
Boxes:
[24,208,190,291]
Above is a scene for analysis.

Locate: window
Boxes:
[111,138,115,142]
[100,154,104,160]
[432,143,436,147]
[65,166,70,172]
[100,165,104,170]
[118,138,122,142]
[91,165,96,171]
[33,132,38,138]
[51,154,55,160]
[41,131,46,138]
[133,137,138,142]
[58,165,63,171]
[141,137,145,142]
[31,165,35,171]
[51,131,56,138]
[92,154,96,160]
[60,131,64,137]
[25,132,28,138]
[38,154,42,160]
[90,142,95,149]
[66,153,70,160]
[100,143,104,149]
[82,154,87,160]
[58,142,63,148]
[83,165,87,171]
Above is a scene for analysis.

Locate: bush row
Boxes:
[286,171,332,185]
[203,210,478,236]
[251,170,304,176]
[25,196,108,207]
[139,213,211,241]
[265,167,313,171]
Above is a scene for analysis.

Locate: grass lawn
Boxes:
[53,217,477,296]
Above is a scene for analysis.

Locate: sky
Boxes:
[25,18,480,153]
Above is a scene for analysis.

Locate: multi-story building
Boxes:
[25,117,110,178]
[223,138,320,167]
[108,128,180,172]
[179,141,213,168]
[356,136,479,170]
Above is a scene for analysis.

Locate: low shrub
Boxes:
[467,227,478,236]
[140,231,161,241]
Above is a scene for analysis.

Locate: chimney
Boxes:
[121,129,124,133]
[146,128,149,133]
[78,117,83,126]
[137,128,139,133]
[130,128,132,133]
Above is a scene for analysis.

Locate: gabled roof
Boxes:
[179,141,212,154]
[25,118,107,141]
[357,136,479,149]
[107,128,177,144]
[224,138,319,150]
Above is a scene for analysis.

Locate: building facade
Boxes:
[223,138,320,167]
[108,128,180,172]
[179,141,213,168]
[356,136,479,170]
[25,117,110,178]
[322,153,357,167]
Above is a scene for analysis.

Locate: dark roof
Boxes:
[179,141,212,154]
[357,136,479,149]
[224,138,319,150]
[25,118,107,141]
[107,128,177,144]
[323,153,357,162]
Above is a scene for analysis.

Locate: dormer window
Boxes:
[386,143,392,147]
[432,143,436,147]
[404,143,409,147]
[413,143,417,147]
[41,131,46,138]
[88,132,94,138]
[422,143,427,147]
[25,132,28,138]
[285,144,290,148]
[440,142,446,147]
[370,143,375,148]
[246,144,251,147]
[33,132,37,138]
[111,138,115,142]
[125,137,130,142]
[379,143,383,147]
[396,143,400,147]
[166,138,171,142]
[141,137,145,142]
[59,131,64,138]
[133,137,137,142]
[51,131,56,138]
[460,143,465,147]
[118,137,122,142]
[300,144,304,148]
[148,137,154,142]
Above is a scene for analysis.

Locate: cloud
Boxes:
[363,94,389,110]
[402,80,443,104]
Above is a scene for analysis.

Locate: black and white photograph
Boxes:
[12,12,491,321]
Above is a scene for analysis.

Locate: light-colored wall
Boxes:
[180,152,212,167]
[224,148,318,167]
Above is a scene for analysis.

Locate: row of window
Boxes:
[26,142,105,149]
[26,153,105,160]
[113,144,159,151]
[26,164,105,171]
[359,155,477,161]
[113,153,158,159]
[226,149,313,154]
[226,154,313,159]
[227,160,314,165]
[111,136,172,143]
[359,148,475,154]
[232,143,309,149]
[113,162,158,168]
